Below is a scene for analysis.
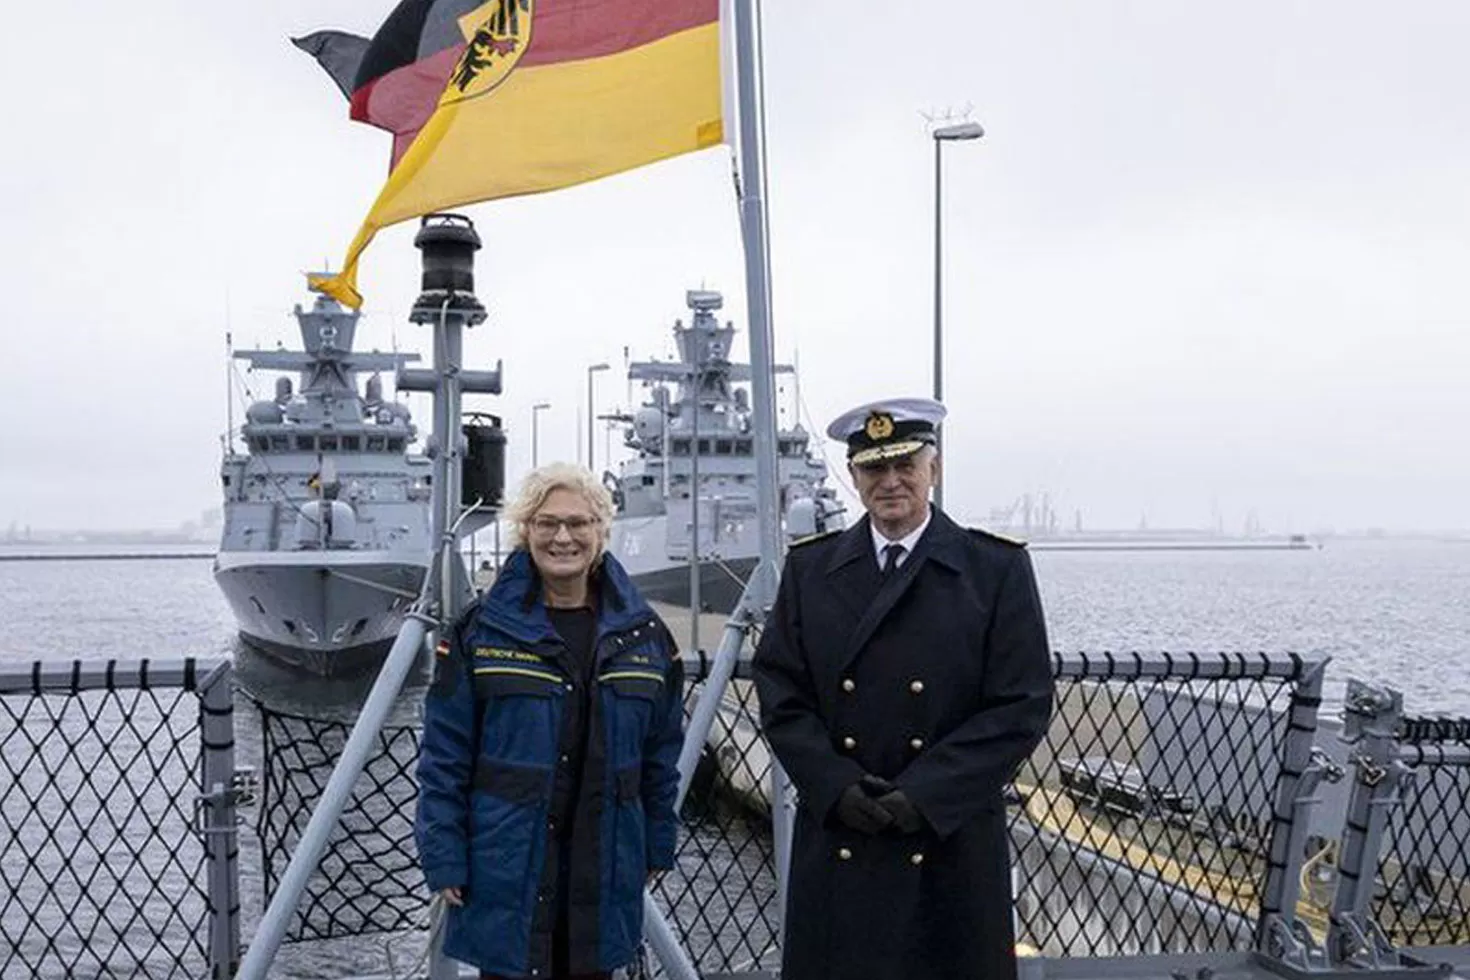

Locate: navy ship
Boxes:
[214,281,431,675]
[607,289,844,612]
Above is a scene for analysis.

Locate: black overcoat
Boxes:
[752,510,1053,980]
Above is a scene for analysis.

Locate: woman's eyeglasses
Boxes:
[530,515,598,536]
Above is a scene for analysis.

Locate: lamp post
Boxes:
[586,363,610,473]
[931,120,984,512]
[531,401,551,468]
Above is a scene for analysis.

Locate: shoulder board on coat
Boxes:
[968,526,1028,548]
[788,529,839,549]
[646,614,680,654]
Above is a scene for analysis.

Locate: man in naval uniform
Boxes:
[752,397,1053,980]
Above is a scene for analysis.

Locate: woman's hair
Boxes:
[504,462,615,554]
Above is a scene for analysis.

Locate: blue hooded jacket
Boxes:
[415,549,684,976]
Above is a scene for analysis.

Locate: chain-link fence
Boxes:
[1374,719,1470,948]
[6,651,1469,979]
[251,698,427,942]
[1014,652,1323,958]
[648,666,780,978]
[0,659,236,980]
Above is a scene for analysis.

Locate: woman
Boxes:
[416,462,685,979]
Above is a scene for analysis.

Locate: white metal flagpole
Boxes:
[730,0,798,945]
[732,0,783,587]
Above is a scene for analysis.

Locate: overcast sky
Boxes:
[3,1,1467,534]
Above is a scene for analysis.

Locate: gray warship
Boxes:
[607,289,844,612]
[214,281,432,675]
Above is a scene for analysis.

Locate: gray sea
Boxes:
[0,537,1467,977]
[4,537,1463,706]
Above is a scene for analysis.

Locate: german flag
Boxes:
[307,0,724,309]
[297,1,501,170]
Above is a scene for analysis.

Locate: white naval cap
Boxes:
[825,397,947,465]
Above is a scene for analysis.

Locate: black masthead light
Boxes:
[410,213,487,325]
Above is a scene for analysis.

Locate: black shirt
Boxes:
[547,605,597,837]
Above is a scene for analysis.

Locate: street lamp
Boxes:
[530,402,551,468]
[586,363,610,473]
[931,120,984,512]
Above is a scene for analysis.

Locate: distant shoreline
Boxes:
[1029,540,1316,552]
[0,551,215,562]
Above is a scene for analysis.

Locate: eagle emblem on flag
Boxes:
[446,0,534,105]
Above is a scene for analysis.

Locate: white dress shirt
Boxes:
[870,507,932,572]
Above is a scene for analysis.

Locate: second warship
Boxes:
[607,289,845,613]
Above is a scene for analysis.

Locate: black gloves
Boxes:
[834,783,894,835]
[875,789,924,834]
[835,775,926,836]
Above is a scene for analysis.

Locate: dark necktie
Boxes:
[881,543,906,578]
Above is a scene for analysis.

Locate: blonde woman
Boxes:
[416,463,684,980]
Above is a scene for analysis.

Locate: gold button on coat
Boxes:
[909,737,925,751]
[909,680,925,694]
[838,847,853,861]
[910,852,924,865]
[842,736,857,750]
[841,678,855,693]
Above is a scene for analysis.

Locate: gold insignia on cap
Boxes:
[864,412,895,440]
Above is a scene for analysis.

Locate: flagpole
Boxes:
[731,0,797,945]
[733,0,782,587]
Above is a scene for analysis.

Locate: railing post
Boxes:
[641,603,757,980]
[644,891,700,980]
[770,757,795,947]
[1327,680,1416,969]
[427,907,459,980]
[1256,658,1335,966]
[197,661,243,980]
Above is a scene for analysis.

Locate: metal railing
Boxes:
[1021,652,1327,960]
[0,658,241,980]
[4,652,1470,979]
[1314,682,1470,972]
